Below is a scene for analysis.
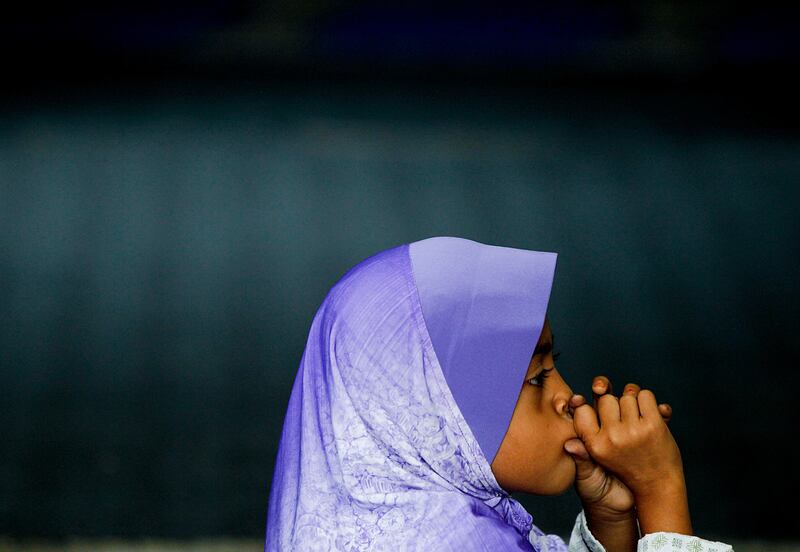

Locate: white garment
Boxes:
[556,510,734,552]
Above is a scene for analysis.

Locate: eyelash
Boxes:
[527,350,561,387]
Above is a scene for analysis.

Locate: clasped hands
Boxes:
[565,376,688,531]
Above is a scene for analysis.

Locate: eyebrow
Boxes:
[532,333,555,357]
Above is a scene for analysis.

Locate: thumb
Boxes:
[564,438,597,481]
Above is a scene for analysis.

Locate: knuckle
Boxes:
[628,426,644,442]
[588,439,610,459]
[607,428,624,446]
[598,394,617,404]
[643,417,664,433]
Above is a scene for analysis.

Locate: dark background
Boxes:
[1,0,798,543]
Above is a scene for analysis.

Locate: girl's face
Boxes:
[490,317,577,495]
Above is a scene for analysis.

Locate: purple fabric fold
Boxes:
[265,237,563,551]
[409,237,558,465]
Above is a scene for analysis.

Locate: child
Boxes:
[265,236,733,551]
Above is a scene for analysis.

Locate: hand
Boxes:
[571,376,684,499]
[565,377,673,517]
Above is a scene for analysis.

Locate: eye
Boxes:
[527,369,551,387]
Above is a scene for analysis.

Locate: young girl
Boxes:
[265,236,733,551]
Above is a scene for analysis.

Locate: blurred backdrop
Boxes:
[1,0,799,547]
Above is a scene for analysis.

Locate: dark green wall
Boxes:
[1,83,798,540]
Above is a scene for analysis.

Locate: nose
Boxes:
[553,396,568,417]
[551,373,574,418]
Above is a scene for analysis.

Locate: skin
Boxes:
[571,379,693,538]
[491,317,691,552]
[490,318,578,495]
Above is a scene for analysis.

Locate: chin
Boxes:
[520,456,576,496]
[541,455,578,496]
[555,461,578,495]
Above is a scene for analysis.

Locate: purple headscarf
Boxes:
[265,236,565,551]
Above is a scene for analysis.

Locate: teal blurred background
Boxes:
[1,0,799,545]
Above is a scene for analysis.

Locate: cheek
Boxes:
[505,398,574,459]
[518,415,566,463]
[543,420,571,448]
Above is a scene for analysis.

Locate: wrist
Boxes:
[632,470,686,503]
[582,508,639,552]
[633,476,693,536]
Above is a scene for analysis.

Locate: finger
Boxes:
[593,376,618,425]
[622,382,641,396]
[638,389,661,420]
[658,403,672,423]
[570,394,588,409]
[597,393,621,425]
[573,402,600,441]
[592,376,613,405]
[564,438,596,480]
[620,383,641,421]
[569,394,587,417]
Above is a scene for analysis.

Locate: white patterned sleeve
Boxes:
[567,511,734,552]
[638,532,733,552]
[567,510,606,552]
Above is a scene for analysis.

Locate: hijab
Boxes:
[265,236,566,551]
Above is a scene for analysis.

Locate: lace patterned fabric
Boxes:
[567,511,734,552]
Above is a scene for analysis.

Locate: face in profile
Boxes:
[490,317,577,495]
